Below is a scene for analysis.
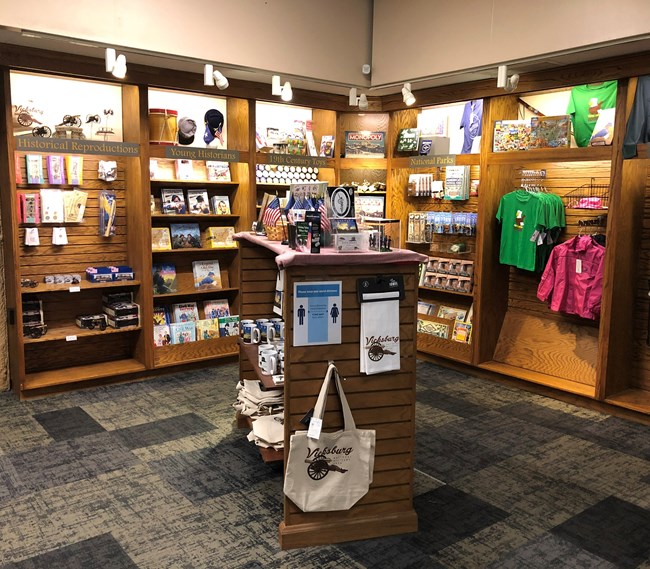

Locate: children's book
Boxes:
[153,324,171,346]
[170,223,202,249]
[151,227,172,251]
[160,189,187,214]
[25,155,44,184]
[210,195,231,215]
[170,321,196,344]
[172,301,200,323]
[186,189,211,214]
[452,321,473,343]
[175,159,194,180]
[218,315,240,337]
[206,226,236,248]
[46,155,65,184]
[437,305,468,321]
[206,161,231,182]
[417,319,449,339]
[319,135,335,158]
[152,263,177,294]
[192,259,222,289]
[153,305,171,326]
[195,318,221,340]
[589,108,616,146]
[396,128,420,152]
[202,298,230,319]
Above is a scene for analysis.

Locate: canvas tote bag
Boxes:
[283,363,376,512]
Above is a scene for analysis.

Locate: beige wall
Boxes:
[371,0,650,86]
[0,0,374,86]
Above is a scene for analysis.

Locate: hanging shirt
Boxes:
[567,81,618,147]
[537,235,605,320]
[623,75,650,158]
[460,99,483,154]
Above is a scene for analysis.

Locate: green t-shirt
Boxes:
[496,191,545,271]
[567,81,618,147]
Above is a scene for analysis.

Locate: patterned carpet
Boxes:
[0,361,649,568]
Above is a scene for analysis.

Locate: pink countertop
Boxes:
[234,232,428,269]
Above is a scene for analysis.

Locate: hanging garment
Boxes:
[537,235,605,320]
[623,75,650,158]
[360,292,401,375]
[567,81,618,147]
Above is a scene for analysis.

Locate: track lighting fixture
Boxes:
[358,93,368,111]
[105,47,127,79]
[497,65,519,93]
[402,83,415,106]
[272,75,292,101]
[203,64,229,90]
[349,87,368,110]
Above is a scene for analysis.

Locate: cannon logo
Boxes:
[305,446,351,481]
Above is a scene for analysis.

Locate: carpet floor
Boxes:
[0,361,649,568]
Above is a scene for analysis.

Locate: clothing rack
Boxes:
[563,178,610,209]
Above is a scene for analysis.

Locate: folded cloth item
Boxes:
[360,292,401,375]
[249,413,284,447]
[234,380,284,416]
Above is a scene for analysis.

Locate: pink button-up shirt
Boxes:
[537,235,605,320]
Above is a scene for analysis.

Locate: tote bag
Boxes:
[283,363,376,512]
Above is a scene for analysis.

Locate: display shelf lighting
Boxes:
[105,47,127,79]
[402,83,415,106]
[497,65,519,92]
[203,63,229,90]
[272,75,292,101]
[349,87,368,110]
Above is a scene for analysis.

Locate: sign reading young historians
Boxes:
[293,281,342,346]
[15,137,139,156]
[164,146,240,162]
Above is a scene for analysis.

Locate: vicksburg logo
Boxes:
[305,446,351,480]
[365,335,399,345]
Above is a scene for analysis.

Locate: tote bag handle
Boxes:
[313,363,356,431]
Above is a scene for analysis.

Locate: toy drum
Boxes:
[149,108,178,145]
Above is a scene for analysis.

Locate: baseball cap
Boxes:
[178,117,197,145]
[203,109,224,144]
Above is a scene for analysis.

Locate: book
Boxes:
[417,319,449,339]
[211,195,231,215]
[161,189,187,214]
[63,189,88,222]
[65,155,83,185]
[206,226,236,248]
[25,155,44,184]
[170,321,196,344]
[153,305,171,326]
[40,189,64,223]
[175,159,194,180]
[444,166,470,200]
[203,298,230,319]
[186,189,211,214]
[493,120,531,152]
[192,259,222,289]
[46,155,65,184]
[396,128,420,152]
[319,135,335,158]
[437,305,467,321]
[218,315,240,337]
[195,318,221,340]
[172,301,200,323]
[452,321,472,343]
[344,131,385,158]
[19,193,40,224]
[206,161,231,182]
[153,324,171,346]
[530,115,571,149]
[152,263,177,294]
[589,107,616,146]
[170,223,202,249]
[151,227,172,251]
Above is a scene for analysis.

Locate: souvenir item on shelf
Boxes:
[51,226,68,245]
[151,227,172,251]
[396,128,420,152]
[172,301,200,323]
[493,120,530,152]
[177,116,197,145]
[170,321,196,344]
[19,192,40,223]
[40,189,64,224]
[192,259,222,289]
[161,189,187,214]
[211,195,231,214]
[283,363,376,512]
[218,315,240,337]
[529,115,571,149]
[567,81,618,147]
[149,108,178,145]
[186,189,210,214]
[25,154,44,184]
[46,155,65,184]
[589,108,616,146]
[344,131,385,158]
[203,298,230,319]
[99,190,117,236]
[195,318,220,340]
[206,226,236,248]
[63,189,88,222]
[319,135,334,157]
[170,223,201,248]
[203,108,225,146]
[98,160,117,181]
[65,155,83,185]
[206,161,231,182]
[152,263,177,294]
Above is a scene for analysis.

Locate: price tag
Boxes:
[65,335,78,342]
[69,286,81,293]
[575,259,582,274]
[307,417,322,440]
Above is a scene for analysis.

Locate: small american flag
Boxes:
[318,199,331,233]
[262,196,281,227]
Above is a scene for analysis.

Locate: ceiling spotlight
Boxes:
[272,75,283,96]
[358,93,368,111]
[105,47,127,79]
[402,83,415,106]
[497,65,519,92]
[349,87,358,106]
[204,64,229,90]
[212,69,229,90]
[281,81,293,102]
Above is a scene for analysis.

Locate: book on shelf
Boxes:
[493,120,531,152]
[417,301,436,315]
[25,155,44,184]
[192,259,222,289]
[153,305,171,326]
[218,315,240,337]
[170,223,202,249]
[172,301,200,323]
[417,319,449,339]
[169,321,196,344]
[589,107,616,146]
[305,120,318,156]
[210,195,231,215]
[151,227,172,251]
[46,155,65,184]
[152,263,177,294]
[206,161,231,182]
[437,305,468,321]
[160,189,187,214]
[195,318,221,340]
[529,115,571,149]
[319,135,335,158]
[202,298,230,319]
[206,226,236,248]
[344,131,385,158]
[451,321,472,343]
[396,128,420,152]
[65,155,83,185]
[186,189,211,214]
[40,189,64,224]
[175,159,194,180]
[444,166,471,200]
[153,324,171,346]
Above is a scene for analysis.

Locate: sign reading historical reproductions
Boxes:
[15,137,140,156]
[409,154,457,168]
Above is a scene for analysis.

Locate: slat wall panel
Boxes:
[632,166,650,390]
[282,259,418,540]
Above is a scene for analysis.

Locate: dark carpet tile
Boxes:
[406,485,509,554]
[110,413,216,450]
[7,432,139,495]
[417,389,487,418]
[499,400,600,436]
[415,360,475,388]
[149,431,282,503]
[33,406,106,441]
[487,532,618,569]
[551,496,650,568]
[576,417,650,462]
[1,533,138,569]
[338,534,445,569]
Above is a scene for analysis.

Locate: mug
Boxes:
[261,322,276,344]
[242,321,261,344]
[255,318,270,342]
[258,348,277,375]
[270,318,285,341]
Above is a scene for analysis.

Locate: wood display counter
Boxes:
[236,232,426,549]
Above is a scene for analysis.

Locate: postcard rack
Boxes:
[563,177,610,209]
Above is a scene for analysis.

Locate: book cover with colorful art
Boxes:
[192,260,222,290]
